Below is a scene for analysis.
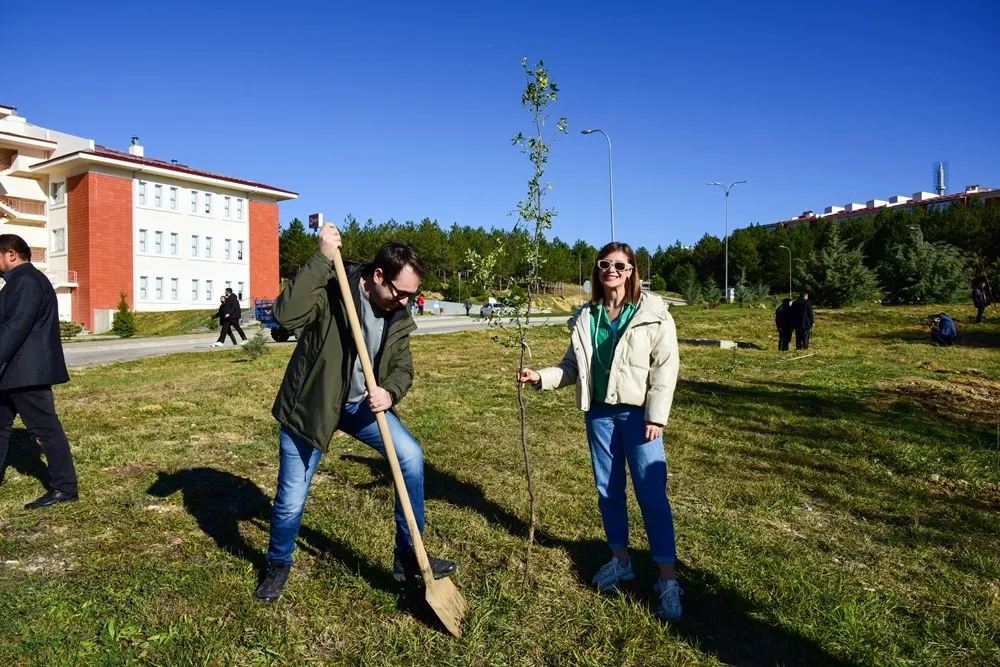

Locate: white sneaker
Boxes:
[591,557,636,592]
[654,578,683,621]
[209,342,224,348]
[240,339,249,346]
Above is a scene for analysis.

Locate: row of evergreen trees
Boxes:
[279,199,1000,306]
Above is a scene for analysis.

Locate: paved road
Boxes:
[63,315,562,369]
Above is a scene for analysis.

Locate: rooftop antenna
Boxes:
[933,160,949,196]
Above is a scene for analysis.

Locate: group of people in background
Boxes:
[210,288,248,347]
[774,292,815,352]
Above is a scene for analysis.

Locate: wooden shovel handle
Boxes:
[331,249,435,581]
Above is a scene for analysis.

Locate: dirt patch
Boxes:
[926,474,1000,509]
[869,375,1000,427]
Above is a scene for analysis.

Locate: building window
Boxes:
[154,231,163,254]
[237,240,244,260]
[139,276,148,300]
[205,236,213,258]
[169,187,178,210]
[191,279,199,301]
[155,277,164,300]
[50,181,66,206]
[190,190,198,213]
[171,278,179,300]
[225,280,232,293]
[237,281,244,300]
[224,196,231,217]
[138,181,147,206]
[170,232,178,255]
[204,193,212,215]
[191,235,199,257]
[206,279,213,301]
[52,228,66,253]
[236,198,244,220]
[139,229,147,252]
[225,238,232,260]
[154,184,162,207]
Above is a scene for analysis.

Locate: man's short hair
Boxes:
[225,287,233,294]
[371,242,427,281]
[0,234,30,261]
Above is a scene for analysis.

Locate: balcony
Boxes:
[0,195,46,225]
[46,270,78,288]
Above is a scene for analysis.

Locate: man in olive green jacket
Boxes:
[256,224,457,603]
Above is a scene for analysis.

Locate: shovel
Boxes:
[331,248,467,637]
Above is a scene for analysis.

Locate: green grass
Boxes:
[131,309,222,337]
[1,305,998,665]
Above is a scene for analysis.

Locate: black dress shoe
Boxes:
[24,489,79,510]
[393,550,458,583]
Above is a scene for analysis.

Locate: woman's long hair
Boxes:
[590,242,642,305]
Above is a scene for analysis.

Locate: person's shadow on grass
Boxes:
[341,453,856,666]
[146,467,434,623]
[0,428,52,489]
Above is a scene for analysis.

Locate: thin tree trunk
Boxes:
[518,290,536,591]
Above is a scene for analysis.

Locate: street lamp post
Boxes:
[707,180,748,301]
[778,245,792,299]
[581,129,615,242]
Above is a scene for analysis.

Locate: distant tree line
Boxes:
[279,200,1000,306]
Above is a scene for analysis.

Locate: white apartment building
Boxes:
[0,103,296,332]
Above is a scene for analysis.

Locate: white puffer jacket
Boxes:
[537,292,680,426]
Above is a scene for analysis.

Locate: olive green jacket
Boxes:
[270,252,417,452]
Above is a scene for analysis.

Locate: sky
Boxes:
[7,0,999,251]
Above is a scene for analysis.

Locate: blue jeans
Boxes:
[265,401,426,564]
[585,402,677,564]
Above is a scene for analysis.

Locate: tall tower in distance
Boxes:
[934,160,949,197]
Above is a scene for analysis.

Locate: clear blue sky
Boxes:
[8,0,999,251]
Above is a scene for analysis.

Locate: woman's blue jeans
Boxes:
[585,402,677,564]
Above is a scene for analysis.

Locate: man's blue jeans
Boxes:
[265,401,425,564]
[585,402,677,564]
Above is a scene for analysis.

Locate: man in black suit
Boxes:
[0,234,79,509]
[775,297,793,352]
[224,287,247,344]
[789,291,815,350]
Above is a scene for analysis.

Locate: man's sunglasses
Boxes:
[597,259,633,272]
[385,278,421,302]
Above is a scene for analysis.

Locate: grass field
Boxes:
[1,305,998,665]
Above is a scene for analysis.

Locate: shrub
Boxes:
[111,291,136,338]
[59,321,83,339]
[650,275,667,292]
[243,328,270,360]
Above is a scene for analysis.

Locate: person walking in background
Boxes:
[790,291,815,350]
[972,278,990,324]
[416,294,425,316]
[930,313,957,346]
[518,241,683,622]
[775,298,793,352]
[224,288,247,344]
[211,296,237,347]
[0,234,80,509]
[464,298,472,316]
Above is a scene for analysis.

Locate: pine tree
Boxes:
[111,291,136,338]
[279,218,318,278]
[702,275,723,304]
[800,226,879,307]
[878,228,968,304]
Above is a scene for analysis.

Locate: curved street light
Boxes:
[707,180,748,301]
[582,129,615,242]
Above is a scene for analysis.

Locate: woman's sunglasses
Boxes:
[597,259,632,272]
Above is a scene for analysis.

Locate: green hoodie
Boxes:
[270,252,417,452]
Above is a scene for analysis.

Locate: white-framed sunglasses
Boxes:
[597,259,632,272]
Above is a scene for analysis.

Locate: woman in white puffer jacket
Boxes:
[518,242,682,621]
